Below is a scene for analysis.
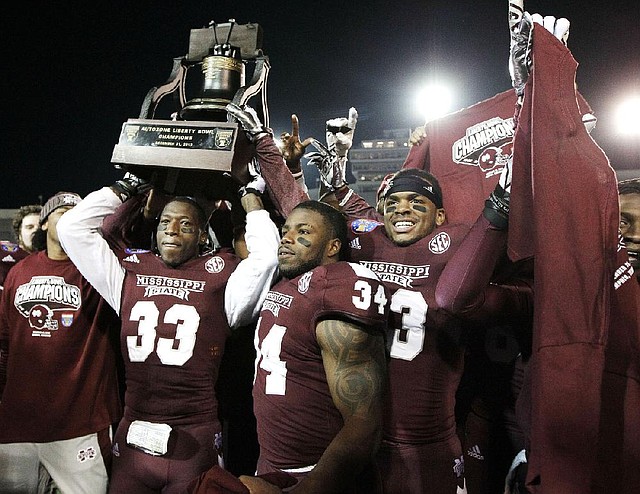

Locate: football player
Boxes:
[239,200,389,494]
[275,109,529,493]
[57,107,281,493]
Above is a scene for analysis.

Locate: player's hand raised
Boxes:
[508,0,570,97]
[279,114,314,175]
[326,107,358,158]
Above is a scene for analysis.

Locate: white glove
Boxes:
[326,107,358,158]
[531,13,570,45]
[409,125,426,147]
[508,0,533,97]
[304,139,347,191]
[226,103,272,143]
[238,159,266,197]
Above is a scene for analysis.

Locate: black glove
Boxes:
[226,103,273,143]
[111,172,152,202]
[483,156,512,230]
[509,12,533,98]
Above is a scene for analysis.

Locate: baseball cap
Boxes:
[39,192,82,224]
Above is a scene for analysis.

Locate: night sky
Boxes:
[3,0,639,208]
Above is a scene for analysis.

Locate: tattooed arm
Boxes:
[291,318,387,493]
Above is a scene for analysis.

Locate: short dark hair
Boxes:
[291,200,349,260]
[618,178,640,196]
[165,197,208,230]
[12,204,42,242]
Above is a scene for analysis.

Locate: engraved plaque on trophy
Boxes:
[111,20,269,198]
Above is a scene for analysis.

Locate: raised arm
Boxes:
[290,318,386,493]
[332,185,381,221]
[57,186,128,314]
[305,107,383,220]
[227,103,310,219]
[435,147,532,322]
[435,213,532,323]
[224,168,280,329]
[278,113,314,195]
[99,192,154,250]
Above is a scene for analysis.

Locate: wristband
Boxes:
[238,186,262,198]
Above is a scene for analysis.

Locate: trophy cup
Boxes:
[111,20,270,199]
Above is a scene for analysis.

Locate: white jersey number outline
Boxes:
[389,288,428,361]
[127,300,200,366]
[256,277,387,395]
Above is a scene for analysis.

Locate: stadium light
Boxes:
[615,95,640,135]
[415,83,453,123]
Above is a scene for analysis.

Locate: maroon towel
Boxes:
[508,24,640,493]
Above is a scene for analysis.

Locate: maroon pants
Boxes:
[108,417,221,494]
[375,437,465,494]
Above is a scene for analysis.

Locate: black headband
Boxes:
[382,176,443,209]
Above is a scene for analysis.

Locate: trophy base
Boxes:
[111,118,252,197]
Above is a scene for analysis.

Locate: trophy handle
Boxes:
[139,57,188,119]
[230,55,271,128]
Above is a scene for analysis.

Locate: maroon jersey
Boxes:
[118,248,241,427]
[0,251,121,443]
[0,241,29,288]
[347,220,469,444]
[253,262,388,471]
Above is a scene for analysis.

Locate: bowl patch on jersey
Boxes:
[351,219,383,234]
[1,241,19,252]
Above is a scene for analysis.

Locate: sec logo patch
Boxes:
[429,232,451,254]
[205,256,225,273]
